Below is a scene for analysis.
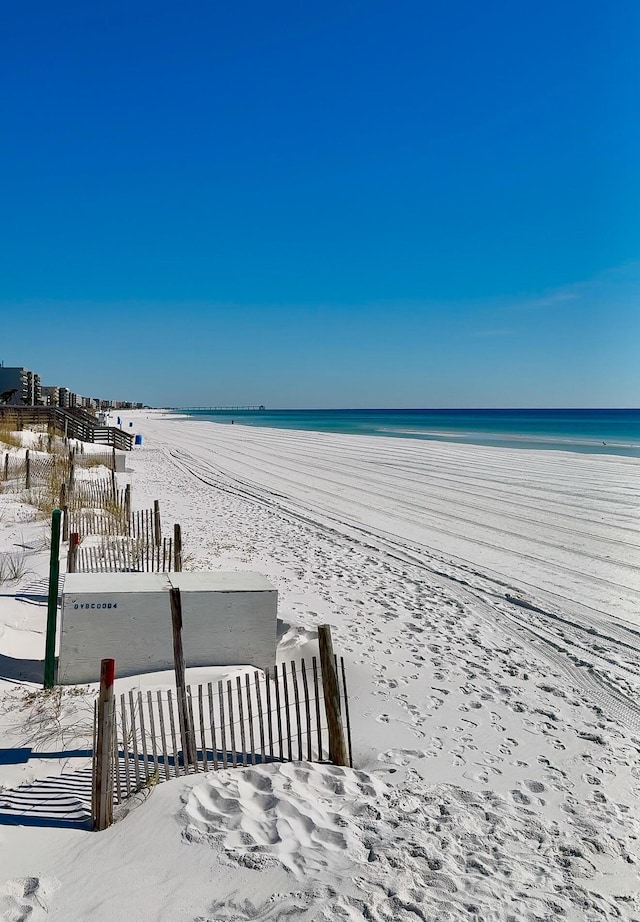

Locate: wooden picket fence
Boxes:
[93,657,352,811]
[65,478,121,510]
[75,536,176,573]
[76,450,118,470]
[0,452,25,485]
[128,506,161,542]
[66,498,128,538]
[67,503,161,540]
[65,496,183,574]
[1,451,68,492]
[0,449,117,493]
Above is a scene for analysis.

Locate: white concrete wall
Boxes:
[58,571,278,684]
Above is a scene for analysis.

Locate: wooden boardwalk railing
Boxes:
[93,657,352,812]
[0,406,133,450]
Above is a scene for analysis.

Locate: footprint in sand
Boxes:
[0,878,57,922]
[582,773,601,786]
[524,780,545,794]
[183,763,389,878]
[424,737,444,758]
[379,749,427,767]
[463,766,490,784]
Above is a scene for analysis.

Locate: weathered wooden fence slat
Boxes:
[340,656,354,769]
[73,534,176,572]
[120,694,131,798]
[236,676,247,767]
[301,659,312,762]
[254,671,266,763]
[218,680,227,769]
[198,685,208,772]
[129,689,142,791]
[146,689,160,780]
[227,680,237,769]
[245,673,256,766]
[157,689,171,781]
[265,668,274,760]
[282,662,293,762]
[312,656,323,760]
[208,682,219,771]
[273,665,284,761]
[165,690,177,775]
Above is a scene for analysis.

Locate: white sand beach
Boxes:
[1,411,639,921]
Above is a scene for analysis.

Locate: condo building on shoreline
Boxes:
[0,364,143,411]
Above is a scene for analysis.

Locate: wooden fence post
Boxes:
[25,449,31,489]
[59,483,69,542]
[93,658,116,831]
[67,532,79,573]
[173,523,182,572]
[111,447,116,471]
[43,509,62,689]
[124,483,131,535]
[153,500,162,547]
[318,625,348,766]
[169,588,198,769]
[3,452,7,481]
[68,453,75,492]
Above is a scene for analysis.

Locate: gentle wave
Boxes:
[174,408,640,457]
[374,426,640,448]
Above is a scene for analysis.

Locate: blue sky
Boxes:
[1,1,638,407]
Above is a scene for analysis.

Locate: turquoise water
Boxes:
[173,408,640,456]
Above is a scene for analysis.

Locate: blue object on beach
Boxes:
[135,434,143,445]
[117,416,121,425]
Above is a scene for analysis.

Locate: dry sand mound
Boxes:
[183,763,633,921]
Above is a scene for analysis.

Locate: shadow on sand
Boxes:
[0,764,93,830]
[0,654,44,684]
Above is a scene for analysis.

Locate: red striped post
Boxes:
[93,658,116,831]
[67,532,79,573]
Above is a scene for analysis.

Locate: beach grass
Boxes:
[0,423,22,449]
[0,548,29,584]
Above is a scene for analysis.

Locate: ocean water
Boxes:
[174,408,640,456]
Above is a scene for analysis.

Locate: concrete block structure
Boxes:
[58,571,278,684]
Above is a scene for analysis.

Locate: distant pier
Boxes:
[173,405,266,411]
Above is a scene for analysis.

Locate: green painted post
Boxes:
[44,508,62,689]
